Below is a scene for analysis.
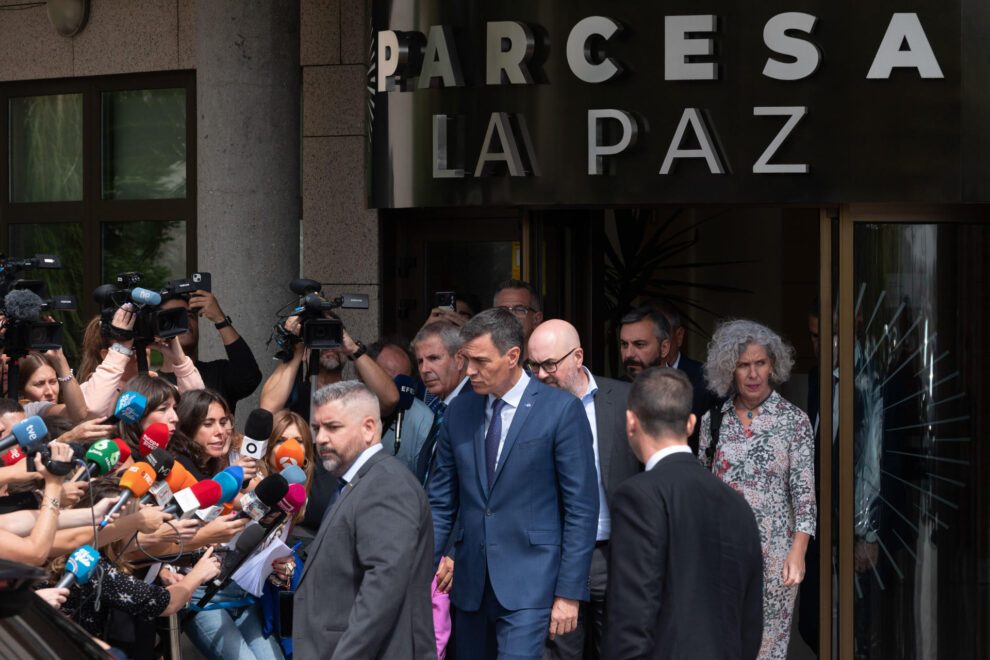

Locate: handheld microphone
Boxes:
[72,439,121,482]
[139,449,177,505]
[0,416,48,453]
[137,423,170,457]
[163,480,222,517]
[239,409,274,461]
[55,545,101,590]
[236,473,289,521]
[110,438,131,468]
[100,462,156,528]
[2,446,26,466]
[144,448,174,480]
[212,471,241,505]
[221,465,244,487]
[277,483,306,514]
[104,391,147,426]
[393,374,416,454]
[131,287,162,305]
[275,437,304,470]
[280,465,306,486]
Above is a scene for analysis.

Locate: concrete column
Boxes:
[301,0,382,350]
[195,0,301,415]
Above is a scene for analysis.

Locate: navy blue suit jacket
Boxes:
[428,375,599,612]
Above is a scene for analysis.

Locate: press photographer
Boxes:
[156,273,262,413]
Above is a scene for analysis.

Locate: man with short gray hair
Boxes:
[603,367,763,660]
[293,380,436,659]
[429,308,598,660]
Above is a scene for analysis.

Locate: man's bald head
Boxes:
[526,320,588,398]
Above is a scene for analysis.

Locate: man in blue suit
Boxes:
[428,307,599,660]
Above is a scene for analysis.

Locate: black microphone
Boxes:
[239,409,274,464]
[236,474,289,521]
[393,374,416,454]
[138,449,176,505]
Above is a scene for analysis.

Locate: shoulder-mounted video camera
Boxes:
[0,254,77,358]
[268,279,369,361]
[94,271,192,344]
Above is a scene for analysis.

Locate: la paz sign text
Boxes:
[376,12,945,179]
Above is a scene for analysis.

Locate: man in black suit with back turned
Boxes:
[603,367,763,660]
[527,320,642,660]
[650,299,716,454]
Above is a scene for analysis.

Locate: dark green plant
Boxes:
[602,207,754,374]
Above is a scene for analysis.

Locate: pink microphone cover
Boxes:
[277,483,306,514]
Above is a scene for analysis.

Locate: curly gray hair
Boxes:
[703,319,795,398]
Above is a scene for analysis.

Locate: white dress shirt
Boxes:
[485,370,531,466]
[341,443,384,483]
[579,368,612,542]
[645,444,693,471]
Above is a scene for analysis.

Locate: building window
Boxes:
[0,73,196,362]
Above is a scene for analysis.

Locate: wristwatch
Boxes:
[110,342,133,356]
[214,315,233,330]
[348,340,367,361]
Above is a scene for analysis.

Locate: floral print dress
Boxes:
[699,390,816,660]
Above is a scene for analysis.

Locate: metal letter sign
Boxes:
[370,0,979,207]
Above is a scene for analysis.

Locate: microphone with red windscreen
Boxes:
[2,446,26,466]
[138,423,170,457]
[111,438,131,469]
[163,480,223,517]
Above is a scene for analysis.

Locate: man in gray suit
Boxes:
[527,320,642,660]
[293,381,437,660]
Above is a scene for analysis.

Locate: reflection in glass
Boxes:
[101,89,186,199]
[9,94,83,202]
[101,221,186,290]
[852,223,989,658]
[7,223,85,362]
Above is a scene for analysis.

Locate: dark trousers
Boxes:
[456,573,553,660]
[543,542,608,660]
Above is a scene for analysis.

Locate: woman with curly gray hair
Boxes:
[698,319,816,660]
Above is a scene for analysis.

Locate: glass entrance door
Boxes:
[837,211,990,658]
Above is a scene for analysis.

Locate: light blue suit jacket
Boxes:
[428,375,599,611]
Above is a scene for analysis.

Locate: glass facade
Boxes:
[8,93,83,202]
[101,88,187,200]
[101,220,186,289]
[851,223,990,658]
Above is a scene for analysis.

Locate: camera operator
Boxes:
[0,399,86,513]
[259,314,399,421]
[158,289,262,413]
[0,440,74,565]
[77,305,204,419]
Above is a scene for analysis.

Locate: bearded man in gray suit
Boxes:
[293,381,437,660]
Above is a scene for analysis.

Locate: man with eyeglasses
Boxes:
[494,279,544,360]
[527,320,642,660]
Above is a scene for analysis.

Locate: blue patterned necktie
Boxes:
[419,402,447,486]
[323,477,349,523]
[485,398,507,487]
